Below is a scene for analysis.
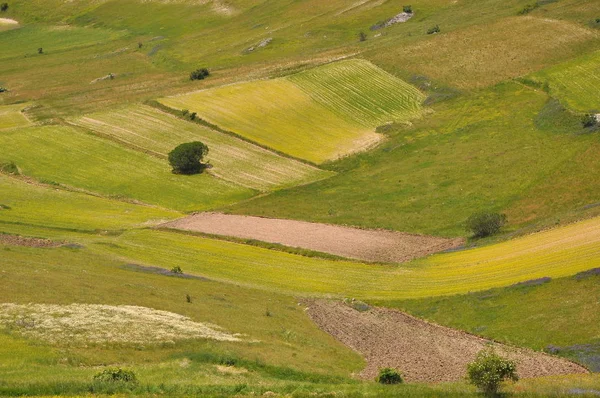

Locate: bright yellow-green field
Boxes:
[72,105,333,191]
[0,125,254,211]
[90,216,600,299]
[159,59,425,163]
[0,103,32,130]
[530,49,600,112]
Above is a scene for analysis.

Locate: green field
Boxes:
[159,60,424,163]
[230,82,600,236]
[0,103,31,130]
[0,125,254,211]
[530,49,600,112]
[72,105,333,191]
[84,216,600,299]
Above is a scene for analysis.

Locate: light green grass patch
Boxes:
[159,59,424,163]
[94,216,600,299]
[0,103,32,130]
[72,105,333,191]
[0,125,254,211]
[0,175,180,232]
[530,49,600,112]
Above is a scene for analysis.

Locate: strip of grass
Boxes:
[0,125,255,211]
[87,216,600,299]
[72,105,333,191]
[377,271,600,371]
[0,103,32,130]
[230,82,600,236]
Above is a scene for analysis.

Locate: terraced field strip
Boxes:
[0,125,254,211]
[304,299,587,383]
[99,217,600,299]
[73,105,333,191]
[159,59,424,163]
[0,175,180,232]
[163,212,463,263]
[0,103,32,130]
[531,50,600,112]
[288,59,425,127]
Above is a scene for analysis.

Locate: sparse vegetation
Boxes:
[467,348,518,395]
[93,368,138,385]
[518,3,539,15]
[0,161,19,175]
[466,212,507,238]
[376,367,403,384]
[582,113,598,128]
[427,25,440,34]
[190,68,210,81]
[168,141,209,175]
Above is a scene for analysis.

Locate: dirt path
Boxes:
[303,299,588,383]
[0,234,62,248]
[162,213,463,263]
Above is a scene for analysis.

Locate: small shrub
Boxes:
[359,31,367,42]
[0,3,8,12]
[467,348,518,395]
[190,68,210,81]
[466,212,507,238]
[0,87,8,93]
[189,112,197,121]
[376,367,403,384]
[182,109,189,117]
[403,5,413,13]
[38,47,43,54]
[186,294,192,303]
[0,161,19,175]
[518,3,539,15]
[93,368,138,384]
[168,141,209,175]
[171,265,183,274]
[138,42,143,49]
[582,113,598,128]
[427,25,440,34]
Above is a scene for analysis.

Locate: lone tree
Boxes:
[376,368,403,384]
[467,348,518,395]
[466,211,507,238]
[168,141,208,174]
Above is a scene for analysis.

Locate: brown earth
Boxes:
[303,299,588,383]
[161,213,463,263]
[0,234,62,248]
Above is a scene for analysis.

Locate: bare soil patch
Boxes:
[162,213,463,263]
[0,234,62,248]
[0,18,18,25]
[303,299,588,383]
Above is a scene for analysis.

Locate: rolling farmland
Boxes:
[73,105,333,191]
[530,50,600,112]
[0,125,254,211]
[97,216,600,299]
[159,60,425,163]
[0,103,32,130]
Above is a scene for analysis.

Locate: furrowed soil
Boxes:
[303,299,588,383]
[162,212,463,263]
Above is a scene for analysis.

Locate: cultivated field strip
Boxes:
[73,105,333,191]
[288,59,425,127]
[159,60,424,163]
[0,125,254,211]
[531,50,600,112]
[101,217,600,299]
[0,103,32,130]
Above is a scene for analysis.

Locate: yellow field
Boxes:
[159,60,425,163]
[0,103,32,130]
[72,105,333,191]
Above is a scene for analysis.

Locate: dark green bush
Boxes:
[427,25,440,34]
[171,265,183,274]
[190,68,210,81]
[376,367,403,384]
[466,212,507,238]
[93,368,138,384]
[0,161,19,175]
[467,348,518,395]
[403,5,413,13]
[168,141,209,175]
[582,113,598,128]
[359,31,367,42]
[0,87,7,93]
[0,3,8,12]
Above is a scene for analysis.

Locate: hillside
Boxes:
[1,0,600,396]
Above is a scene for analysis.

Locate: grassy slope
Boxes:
[72,105,333,191]
[0,103,31,130]
[378,272,600,371]
[158,59,425,163]
[0,125,254,211]
[231,82,600,236]
[0,175,180,232]
[82,216,600,299]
